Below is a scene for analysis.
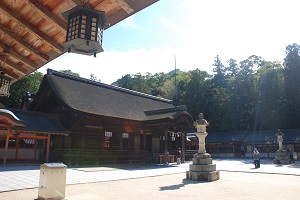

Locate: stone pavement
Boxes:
[0,158,299,193]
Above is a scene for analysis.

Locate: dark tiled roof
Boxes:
[206,131,247,143]
[144,106,189,121]
[45,69,174,120]
[188,129,300,144]
[8,109,69,135]
[243,129,300,145]
[186,131,246,143]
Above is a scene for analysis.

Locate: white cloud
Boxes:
[160,17,179,33]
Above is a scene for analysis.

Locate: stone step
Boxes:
[189,163,216,172]
[193,158,213,165]
[186,170,220,182]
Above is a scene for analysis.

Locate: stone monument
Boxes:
[273,129,290,164]
[186,113,220,181]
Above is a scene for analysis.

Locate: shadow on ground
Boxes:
[159,178,207,191]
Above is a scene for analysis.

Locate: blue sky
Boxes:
[40,0,300,84]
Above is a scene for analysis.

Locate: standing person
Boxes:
[252,148,260,168]
[289,148,295,163]
[176,148,182,164]
[164,151,170,165]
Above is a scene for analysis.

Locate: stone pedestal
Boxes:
[186,153,220,182]
[274,150,290,164]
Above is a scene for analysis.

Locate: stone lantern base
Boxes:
[186,153,220,182]
[273,150,290,164]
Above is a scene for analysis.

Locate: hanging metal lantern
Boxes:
[62,5,109,57]
[0,75,11,96]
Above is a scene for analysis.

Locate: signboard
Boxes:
[105,131,112,137]
[122,133,129,138]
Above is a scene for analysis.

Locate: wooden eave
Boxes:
[0,0,159,84]
[13,129,70,136]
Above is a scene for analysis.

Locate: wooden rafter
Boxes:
[0,25,49,63]
[0,2,64,53]
[0,68,19,79]
[28,0,67,32]
[0,56,28,75]
[116,0,134,14]
[0,42,37,70]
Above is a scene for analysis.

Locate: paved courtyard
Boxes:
[0,158,300,200]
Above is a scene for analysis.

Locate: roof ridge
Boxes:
[47,68,172,103]
[144,105,187,115]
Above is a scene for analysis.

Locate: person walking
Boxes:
[252,148,260,168]
[176,148,182,164]
[164,151,170,165]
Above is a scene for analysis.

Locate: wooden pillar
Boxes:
[46,133,50,163]
[3,128,10,164]
[181,132,186,163]
[164,129,168,164]
[143,132,146,151]
[34,139,37,160]
[15,135,19,160]
[120,136,123,151]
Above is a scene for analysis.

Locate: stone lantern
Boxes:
[186,113,220,182]
[62,4,110,57]
[274,129,290,164]
[276,129,284,151]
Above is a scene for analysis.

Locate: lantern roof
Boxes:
[62,5,110,29]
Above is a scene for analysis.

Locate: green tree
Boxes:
[238,55,264,77]
[226,64,257,130]
[59,69,80,77]
[254,61,284,130]
[0,71,44,108]
[90,74,101,82]
[283,43,300,128]
[226,59,239,78]
[212,55,226,88]
[207,87,230,131]
[148,72,169,97]
[182,69,211,119]
[117,74,135,89]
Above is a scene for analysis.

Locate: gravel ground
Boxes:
[1,171,300,200]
